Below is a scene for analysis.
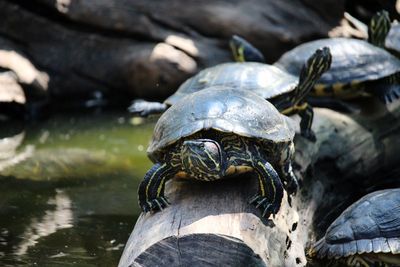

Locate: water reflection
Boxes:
[14,190,73,256]
[0,111,154,266]
[0,131,34,172]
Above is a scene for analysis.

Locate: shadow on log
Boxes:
[119,101,400,267]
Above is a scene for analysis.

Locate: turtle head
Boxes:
[368,10,391,48]
[181,139,227,181]
[296,47,332,101]
[229,35,266,63]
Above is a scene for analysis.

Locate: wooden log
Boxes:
[0,0,344,101]
[118,102,400,267]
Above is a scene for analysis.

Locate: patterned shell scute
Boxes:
[386,23,400,52]
[164,62,298,106]
[276,38,400,85]
[148,87,294,161]
[313,189,400,259]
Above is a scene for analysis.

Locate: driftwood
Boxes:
[118,100,400,267]
[0,0,344,102]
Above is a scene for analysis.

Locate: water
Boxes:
[0,111,155,266]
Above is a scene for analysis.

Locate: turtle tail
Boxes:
[295,47,332,103]
[368,10,391,48]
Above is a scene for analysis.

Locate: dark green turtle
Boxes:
[129,48,332,141]
[275,38,400,104]
[309,189,400,267]
[366,10,400,58]
[269,10,400,104]
[229,35,266,63]
[138,87,298,219]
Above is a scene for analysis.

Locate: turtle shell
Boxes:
[148,86,294,162]
[164,62,298,106]
[312,188,400,259]
[276,38,400,86]
[386,23,400,53]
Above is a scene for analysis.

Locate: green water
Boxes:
[0,111,155,266]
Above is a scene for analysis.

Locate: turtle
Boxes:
[274,27,400,104]
[229,34,266,63]
[138,87,298,219]
[308,188,400,267]
[129,47,332,141]
[363,9,400,57]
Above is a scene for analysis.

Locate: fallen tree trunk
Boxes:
[118,101,400,267]
[0,0,344,102]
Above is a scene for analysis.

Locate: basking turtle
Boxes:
[229,35,266,63]
[309,189,400,267]
[138,87,297,219]
[275,38,400,104]
[129,47,332,141]
[362,9,399,57]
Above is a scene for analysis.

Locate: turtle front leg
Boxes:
[128,99,168,117]
[138,163,176,213]
[278,142,299,196]
[297,102,316,142]
[280,162,299,196]
[249,160,284,218]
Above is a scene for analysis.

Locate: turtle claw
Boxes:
[140,197,170,213]
[249,195,279,219]
[285,178,299,197]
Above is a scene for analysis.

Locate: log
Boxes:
[118,101,400,267]
[0,0,344,102]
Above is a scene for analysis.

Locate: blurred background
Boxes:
[0,0,399,266]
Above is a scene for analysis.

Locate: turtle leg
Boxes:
[249,160,284,218]
[229,35,266,63]
[278,143,299,196]
[128,99,168,117]
[297,102,316,142]
[367,73,400,104]
[138,163,176,213]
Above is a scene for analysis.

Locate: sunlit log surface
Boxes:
[119,100,400,267]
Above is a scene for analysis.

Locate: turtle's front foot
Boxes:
[140,196,170,213]
[249,195,280,218]
[284,176,299,196]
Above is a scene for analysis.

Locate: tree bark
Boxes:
[118,101,400,267]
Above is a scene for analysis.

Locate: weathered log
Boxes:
[118,101,400,267]
[0,0,344,102]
